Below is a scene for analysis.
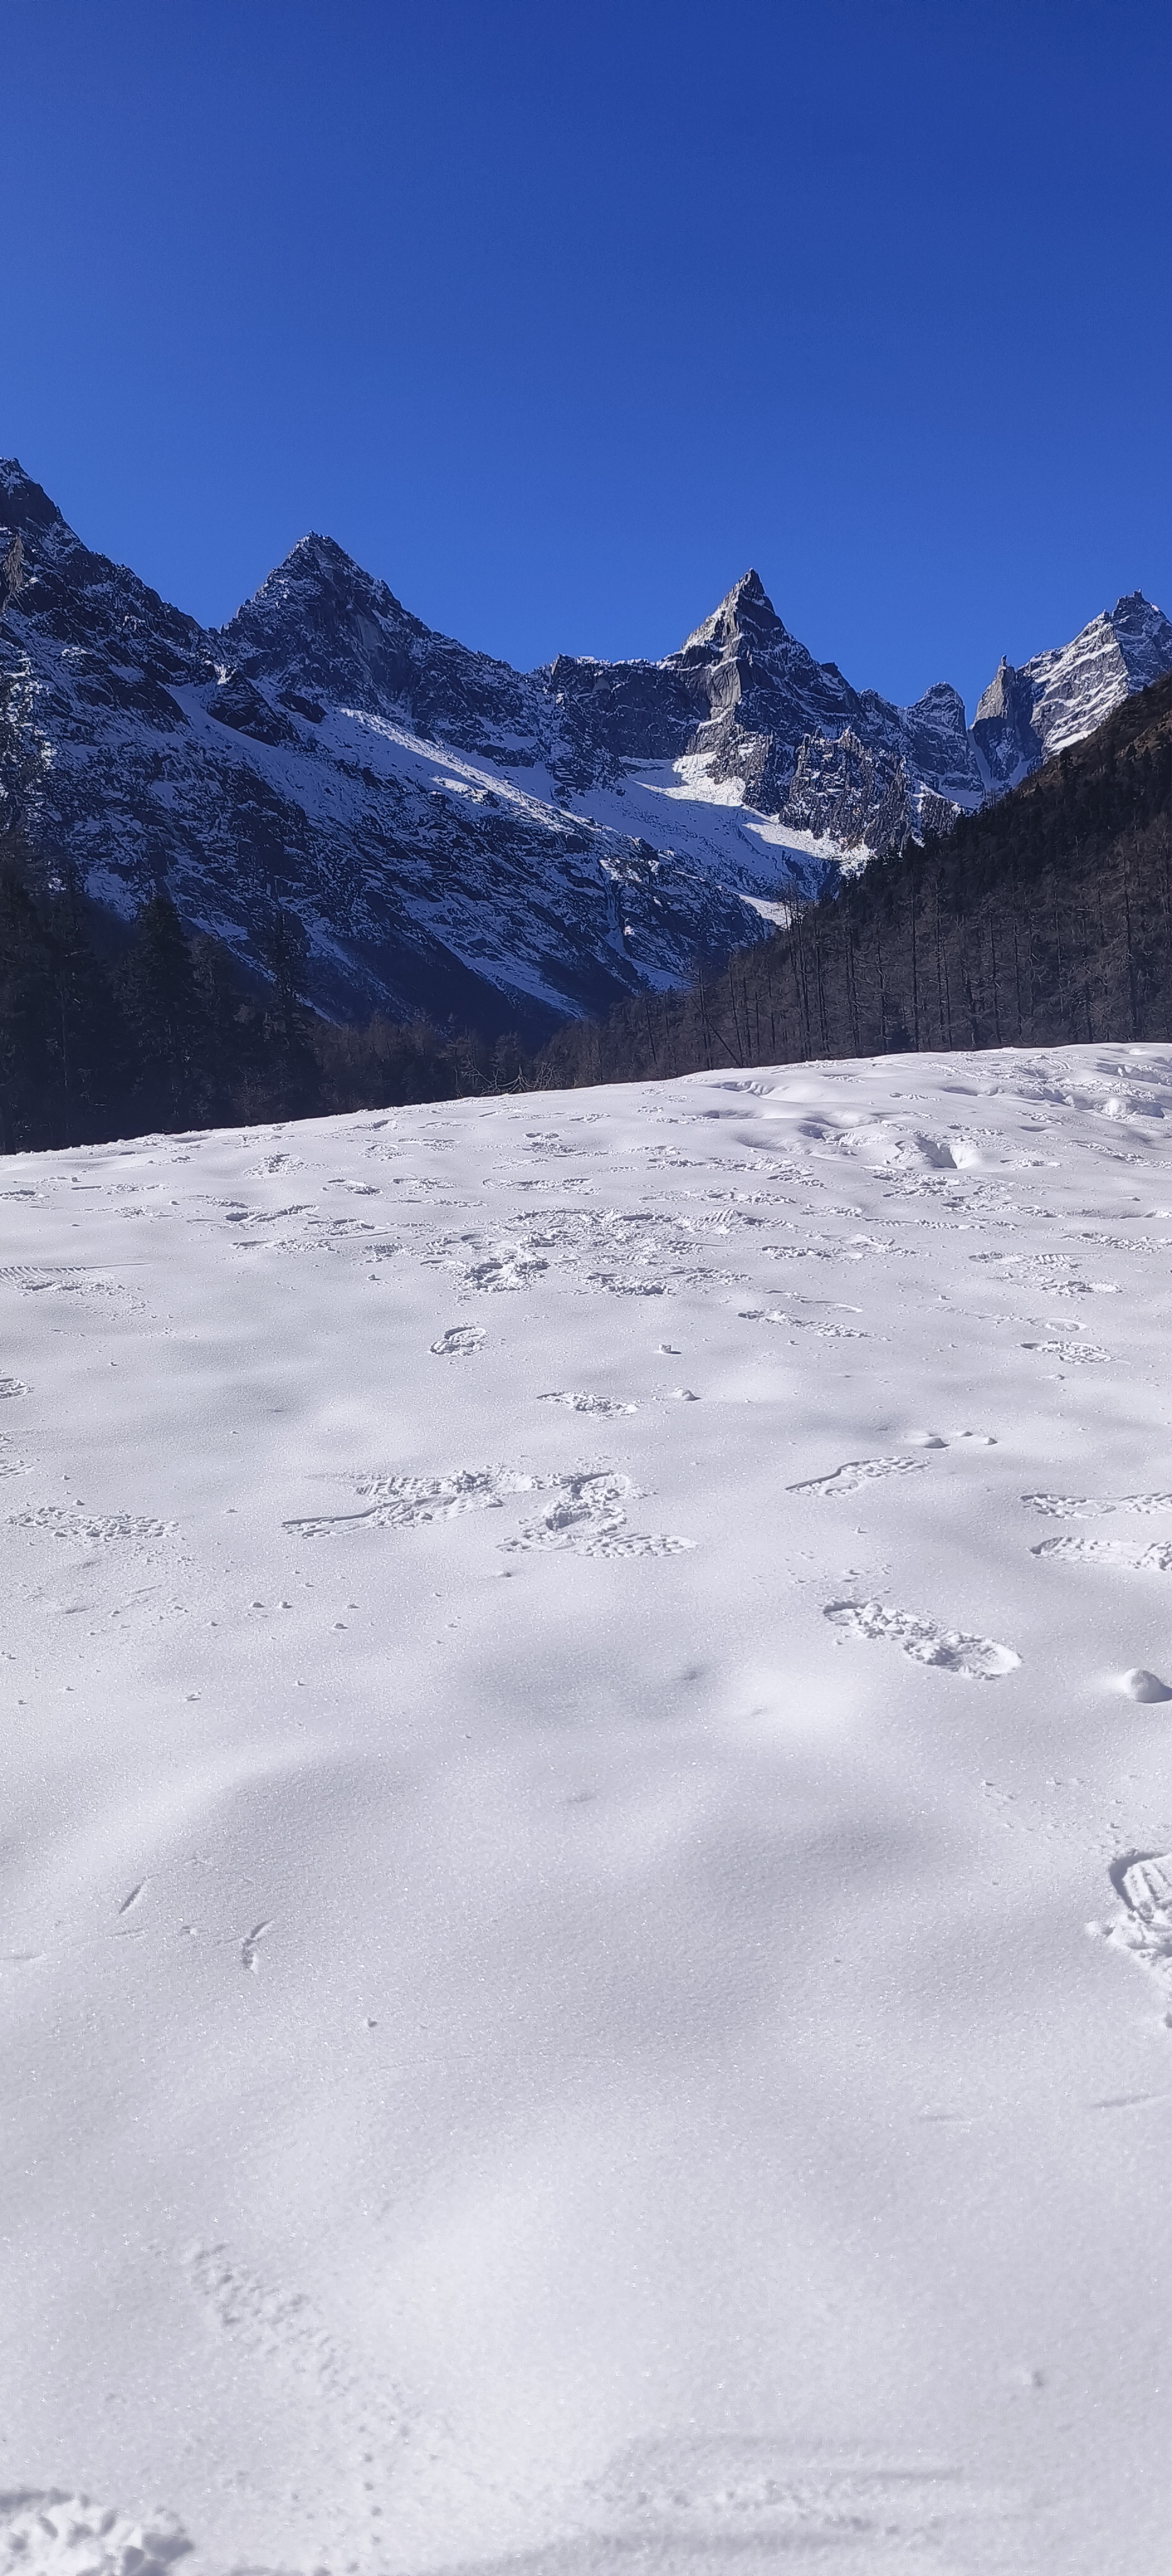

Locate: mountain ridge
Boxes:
[0,457,1166,1032]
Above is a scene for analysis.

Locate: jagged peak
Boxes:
[0,459,69,535]
[1105,589,1170,635]
[251,530,390,595]
[677,568,790,656]
[219,529,422,645]
[284,530,366,575]
[904,679,967,716]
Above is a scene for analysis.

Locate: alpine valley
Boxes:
[1,459,1167,1037]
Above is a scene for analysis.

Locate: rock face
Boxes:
[0,458,1166,1031]
[971,593,1171,787]
[540,572,987,859]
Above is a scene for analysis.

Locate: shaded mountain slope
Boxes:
[535,677,1171,1088]
[0,469,768,1040]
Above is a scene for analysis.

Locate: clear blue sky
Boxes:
[4,0,1168,712]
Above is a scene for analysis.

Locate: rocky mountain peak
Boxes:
[971,592,1169,785]
[0,459,67,535]
[677,569,791,660]
[1102,589,1171,686]
[973,656,1014,724]
[224,530,419,639]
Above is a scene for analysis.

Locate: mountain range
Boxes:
[1,458,1167,1036]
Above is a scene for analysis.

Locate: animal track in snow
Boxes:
[430,1324,485,1357]
[285,1466,544,1537]
[1031,1536,1171,1574]
[539,1391,638,1415]
[824,1599,1020,1679]
[789,1456,928,1498]
[504,1470,694,1559]
[182,2239,415,2507]
[1094,1854,1171,2011]
[0,2489,192,2572]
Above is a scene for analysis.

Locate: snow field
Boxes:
[0,1043,1168,2574]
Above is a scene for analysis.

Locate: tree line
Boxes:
[0,854,528,1154]
[0,676,1166,1151]
[533,675,1170,1089]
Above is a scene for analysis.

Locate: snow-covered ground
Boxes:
[1,1044,1168,2576]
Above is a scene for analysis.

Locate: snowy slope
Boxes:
[1,1043,1168,2575]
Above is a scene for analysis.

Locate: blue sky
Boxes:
[4,0,1168,711]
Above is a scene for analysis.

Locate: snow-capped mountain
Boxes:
[0,459,1166,1031]
[971,591,1171,788]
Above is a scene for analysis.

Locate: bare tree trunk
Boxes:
[988,911,1003,1045]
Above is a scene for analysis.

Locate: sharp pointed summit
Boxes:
[678,569,790,657]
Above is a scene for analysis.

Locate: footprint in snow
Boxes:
[285,1467,542,1536]
[1091,1853,1171,2015]
[1031,1536,1171,1574]
[1022,1490,1170,1519]
[430,1323,485,1357]
[6,1502,177,1546]
[1021,1339,1112,1363]
[463,1249,548,1291]
[504,1470,694,1560]
[825,1599,1020,1680]
[0,2490,191,2571]
[539,1391,638,1415]
[790,1456,929,1498]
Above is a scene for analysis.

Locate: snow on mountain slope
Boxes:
[1,1043,1168,2575]
[972,593,1171,789]
[528,567,992,862]
[1,458,1167,1031]
[0,469,772,1033]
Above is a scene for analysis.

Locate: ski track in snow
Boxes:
[0,1041,1168,2576]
